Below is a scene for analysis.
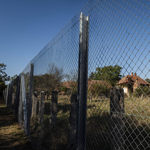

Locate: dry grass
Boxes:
[29,95,150,149]
[86,96,150,150]
[0,98,33,150]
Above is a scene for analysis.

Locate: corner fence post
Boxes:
[110,87,125,150]
[77,12,89,150]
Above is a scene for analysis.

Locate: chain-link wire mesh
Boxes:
[86,0,150,150]
[28,10,80,149]
[3,0,150,149]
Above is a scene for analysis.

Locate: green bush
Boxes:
[134,86,150,97]
[59,86,67,93]
[88,84,111,97]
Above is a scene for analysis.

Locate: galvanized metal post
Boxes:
[77,12,89,150]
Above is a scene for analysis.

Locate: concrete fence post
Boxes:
[15,75,20,120]
[9,81,14,111]
[50,91,58,131]
[67,93,78,150]
[12,93,16,114]
[4,88,6,103]
[18,74,23,129]
[90,93,92,102]
[110,87,125,150]
[77,12,89,150]
[6,84,10,107]
[38,91,45,125]
[32,91,37,117]
[27,63,34,136]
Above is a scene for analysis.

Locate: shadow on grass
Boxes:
[86,111,150,150]
[30,99,150,150]
[0,99,33,150]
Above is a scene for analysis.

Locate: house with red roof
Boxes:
[117,72,150,96]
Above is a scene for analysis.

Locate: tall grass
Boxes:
[29,95,150,149]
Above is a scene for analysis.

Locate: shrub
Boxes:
[134,86,150,97]
[88,83,111,97]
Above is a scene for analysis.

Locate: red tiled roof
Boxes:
[118,74,150,85]
[60,81,76,89]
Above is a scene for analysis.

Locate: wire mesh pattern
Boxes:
[3,0,150,150]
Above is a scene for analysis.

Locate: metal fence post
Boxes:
[110,87,125,150]
[77,12,89,150]
[50,91,58,131]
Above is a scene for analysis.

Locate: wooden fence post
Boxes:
[110,87,125,150]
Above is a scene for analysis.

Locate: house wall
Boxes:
[123,87,128,95]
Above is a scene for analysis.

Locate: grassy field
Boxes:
[0,98,33,150]
[86,96,150,150]
[29,95,150,150]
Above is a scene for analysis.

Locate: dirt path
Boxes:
[0,98,33,150]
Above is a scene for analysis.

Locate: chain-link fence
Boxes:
[3,0,150,149]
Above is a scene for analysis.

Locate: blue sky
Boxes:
[0,0,88,78]
[0,0,149,81]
